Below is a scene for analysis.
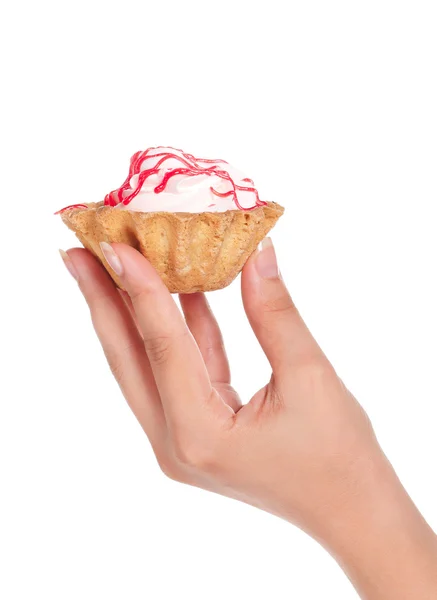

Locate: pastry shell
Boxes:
[61,201,284,293]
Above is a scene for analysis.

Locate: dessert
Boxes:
[58,147,284,293]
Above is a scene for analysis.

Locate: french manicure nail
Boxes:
[59,249,79,282]
[99,241,124,276]
[255,237,280,280]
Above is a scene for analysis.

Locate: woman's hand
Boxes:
[61,240,437,599]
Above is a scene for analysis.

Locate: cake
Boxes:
[58,146,284,293]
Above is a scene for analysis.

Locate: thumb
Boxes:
[241,238,324,378]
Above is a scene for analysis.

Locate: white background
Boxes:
[1,1,436,598]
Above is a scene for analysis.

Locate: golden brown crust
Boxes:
[60,202,284,293]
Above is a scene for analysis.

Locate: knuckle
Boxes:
[89,291,115,314]
[143,331,190,366]
[157,455,181,482]
[102,340,141,385]
[104,344,128,383]
[261,290,295,316]
[295,356,337,393]
[172,436,218,472]
[303,357,334,381]
[143,335,173,366]
[128,285,157,305]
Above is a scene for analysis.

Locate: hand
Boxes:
[61,240,437,599]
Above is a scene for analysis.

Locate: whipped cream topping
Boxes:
[105,147,265,213]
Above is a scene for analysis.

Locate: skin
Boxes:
[61,239,437,599]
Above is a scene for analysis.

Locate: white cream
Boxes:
[111,147,259,213]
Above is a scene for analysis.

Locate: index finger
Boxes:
[100,242,213,423]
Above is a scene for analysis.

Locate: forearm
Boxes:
[322,455,437,599]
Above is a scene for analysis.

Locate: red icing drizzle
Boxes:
[104,146,266,211]
[55,203,88,214]
[56,147,266,214]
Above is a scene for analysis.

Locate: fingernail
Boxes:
[255,238,280,279]
[99,241,123,276]
[59,249,79,282]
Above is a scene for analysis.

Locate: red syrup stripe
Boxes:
[56,148,266,214]
[115,156,223,205]
[55,203,88,214]
[109,151,229,205]
[104,148,266,210]
[142,146,229,167]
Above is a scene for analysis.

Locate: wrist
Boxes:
[319,451,437,599]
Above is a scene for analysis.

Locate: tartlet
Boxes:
[58,147,284,293]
